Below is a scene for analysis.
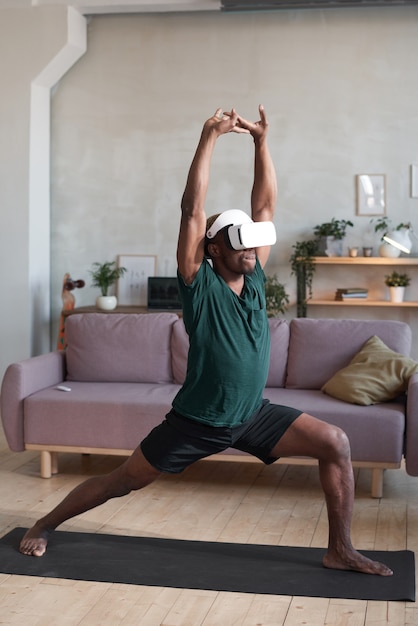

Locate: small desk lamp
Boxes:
[383,224,413,254]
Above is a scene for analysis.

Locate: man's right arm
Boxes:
[177,109,244,285]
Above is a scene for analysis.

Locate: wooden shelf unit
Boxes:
[297,256,418,316]
[308,300,418,307]
[313,257,418,266]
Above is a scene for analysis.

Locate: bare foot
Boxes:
[20,523,51,557]
[323,548,393,576]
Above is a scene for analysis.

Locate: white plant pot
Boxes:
[379,242,401,258]
[96,295,117,310]
[389,286,405,303]
[317,236,343,257]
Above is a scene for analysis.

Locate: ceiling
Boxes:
[1,0,417,13]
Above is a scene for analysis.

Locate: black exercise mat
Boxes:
[0,528,415,601]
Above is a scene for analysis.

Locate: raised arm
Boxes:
[177,108,246,285]
[238,105,277,268]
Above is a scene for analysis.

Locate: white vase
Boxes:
[96,295,117,310]
[389,286,405,303]
[317,236,343,257]
[379,242,401,258]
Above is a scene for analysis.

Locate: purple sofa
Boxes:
[2,313,417,497]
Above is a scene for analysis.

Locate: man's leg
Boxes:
[20,446,161,557]
[270,413,393,576]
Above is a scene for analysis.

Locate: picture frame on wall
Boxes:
[117,255,157,306]
[356,174,386,216]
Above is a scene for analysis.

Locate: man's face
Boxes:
[224,246,257,276]
[208,232,256,276]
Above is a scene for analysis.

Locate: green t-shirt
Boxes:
[172,258,270,427]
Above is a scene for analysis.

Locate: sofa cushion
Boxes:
[266,318,289,387]
[171,318,189,384]
[170,317,289,387]
[24,381,181,449]
[66,313,178,383]
[264,387,405,464]
[285,318,412,390]
[321,335,418,405]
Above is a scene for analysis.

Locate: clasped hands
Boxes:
[207,104,268,139]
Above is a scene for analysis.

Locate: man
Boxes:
[20,106,392,576]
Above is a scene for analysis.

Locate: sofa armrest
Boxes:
[406,372,418,476]
[0,351,66,452]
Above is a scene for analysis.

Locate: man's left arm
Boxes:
[238,105,277,268]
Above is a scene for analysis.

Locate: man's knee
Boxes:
[324,425,351,462]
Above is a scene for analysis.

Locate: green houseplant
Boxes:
[385,271,411,303]
[264,274,289,317]
[313,218,354,240]
[314,218,354,257]
[89,261,127,310]
[371,216,391,239]
[384,271,411,287]
[289,239,319,317]
[372,217,411,240]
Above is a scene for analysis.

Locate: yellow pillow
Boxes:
[321,335,418,405]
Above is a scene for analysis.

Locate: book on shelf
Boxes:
[335,288,368,301]
[335,287,368,294]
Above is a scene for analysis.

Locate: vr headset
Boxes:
[206,210,277,251]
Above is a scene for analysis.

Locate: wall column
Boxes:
[29,6,87,355]
[0,6,87,380]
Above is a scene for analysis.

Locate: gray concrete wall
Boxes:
[50,9,418,353]
[1,4,418,382]
[0,6,82,380]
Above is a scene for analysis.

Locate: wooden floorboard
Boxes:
[0,426,416,625]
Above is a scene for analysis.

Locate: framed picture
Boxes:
[117,255,157,306]
[356,174,386,216]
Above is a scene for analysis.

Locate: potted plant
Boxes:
[264,274,289,317]
[313,218,354,257]
[371,216,391,239]
[384,271,411,303]
[289,239,319,317]
[89,261,127,310]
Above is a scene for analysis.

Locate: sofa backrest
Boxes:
[171,317,290,387]
[285,318,412,390]
[266,318,290,387]
[64,313,410,391]
[171,318,189,384]
[65,313,178,383]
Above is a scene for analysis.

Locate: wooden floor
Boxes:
[0,427,417,626]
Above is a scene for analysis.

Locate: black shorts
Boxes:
[140,400,302,474]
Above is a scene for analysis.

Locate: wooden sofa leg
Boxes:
[51,452,59,475]
[371,468,383,498]
[40,451,52,479]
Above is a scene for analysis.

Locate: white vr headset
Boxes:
[206,210,277,251]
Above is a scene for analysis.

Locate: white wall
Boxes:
[50,8,418,352]
[0,6,85,381]
[1,4,418,382]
